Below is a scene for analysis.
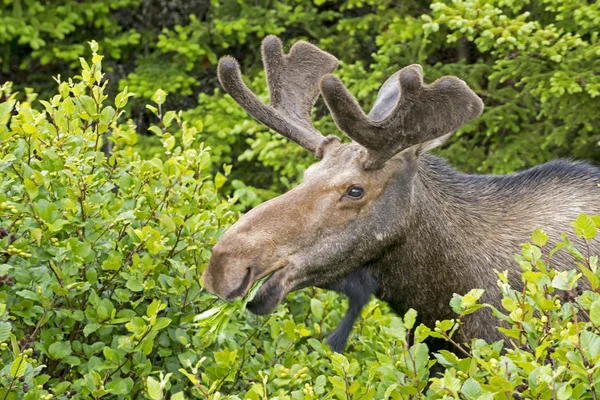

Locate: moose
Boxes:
[203,35,600,353]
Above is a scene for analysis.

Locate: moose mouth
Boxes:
[246,264,290,315]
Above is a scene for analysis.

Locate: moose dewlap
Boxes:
[202,35,600,353]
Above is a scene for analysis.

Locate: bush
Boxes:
[0,45,238,398]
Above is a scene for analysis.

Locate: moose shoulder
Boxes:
[202,35,600,353]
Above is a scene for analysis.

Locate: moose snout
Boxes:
[203,245,255,301]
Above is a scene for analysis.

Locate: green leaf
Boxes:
[126,278,143,292]
[83,323,101,337]
[153,317,171,331]
[404,308,417,330]
[106,377,133,395]
[311,298,324,320]
[557,384,573,400]
[0,101,16,119]
[63,97,75,114]
[48,219,68,232]
[163,111,177,128]
[384,383,399,399]
[314,375,327,395]
[577,262,599,290]
[572,213,597,240]
[171,392,185,400]
[163,135,175,152]
[461,288,485,308]
[414,325,431,343]
[79,95,97,115]
[152,89,167,105]
[158,214,176,232]
[22,123,36,134]
[100,106,115,125]
[580,331,600,360]
[461,377,482,399]
[24,178,39,200]
[531,228,549,247]
[590,301,600,326]
[148,125,163,137]
[115,87,133,108]
[147,376,162,400]
[10,355,26,378]
[48,341,72,359]
[0,321,11,341]
[214,172,227,189]
[72,240,91,258]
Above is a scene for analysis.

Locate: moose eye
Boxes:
[346,186,364,199]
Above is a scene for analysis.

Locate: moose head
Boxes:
[202,35,483,317]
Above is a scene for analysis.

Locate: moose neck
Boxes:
[372,154,516,331]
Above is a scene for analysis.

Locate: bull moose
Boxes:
[202,35,600,352]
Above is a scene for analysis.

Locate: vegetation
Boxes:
[0,0,599,398]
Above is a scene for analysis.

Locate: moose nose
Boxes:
[203,245,254,301]
[224,267,252,301]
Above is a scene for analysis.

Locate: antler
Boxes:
[218,35,338,156]
[320,64,484,169]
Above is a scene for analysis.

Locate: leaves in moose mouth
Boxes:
[246,282,283,315]
[245,273,273,304]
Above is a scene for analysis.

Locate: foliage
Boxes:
[0,47,238,398]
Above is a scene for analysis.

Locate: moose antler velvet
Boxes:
[218,35,483,169]
[217,35,338,155]
[320,64,484,169]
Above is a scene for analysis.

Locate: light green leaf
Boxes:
[147,376,162,400]
[115,87,133,108]
[0,321,11,341]
[10,355,27,378]
[557,384,573,400]
[24,178,39,200]
[78,95,97,115]
[580,331,600,360]
[163,135,175,152]
[311,299,324,320]
[83,323,101,337]
[171,392,185,400]
[148,125,163,137]
[48,219,68,232]
[100,106,115,125]
[214,172,227,189]
[461,288,485,308]
[22,123,36,134]
[152,88,167,105]
[572,213,597,240]
[314,375,327,395]
[590,301,600,326]
[404,308,417,330]
[0,101,16,119]
[531,228,549,247]
[461,377,482,399]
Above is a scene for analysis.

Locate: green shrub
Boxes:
[0,45,239,398]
